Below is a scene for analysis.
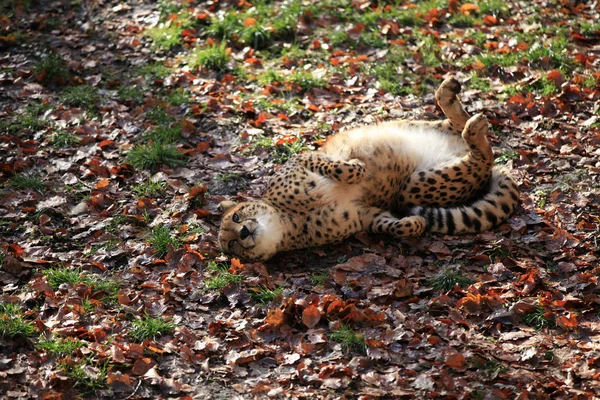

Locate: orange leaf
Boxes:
[445,352,467,369]
[557,313,578,330]
[229,258,244,273]
[277,113,290,121]
[265,308,285,328]
[252,112,268,126]
[95,178,110,189]
[302,303,321,328]
[99,139,114,148]
[459,3,479,12]
[243,17,257,27]
[483,15,498,26]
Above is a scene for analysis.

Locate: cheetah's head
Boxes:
[218,200,283,261]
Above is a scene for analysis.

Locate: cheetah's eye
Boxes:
[232,213,240,223]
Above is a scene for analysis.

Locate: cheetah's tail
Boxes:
[408,166,519,235]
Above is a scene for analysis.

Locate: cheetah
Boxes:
[218,77,519,260]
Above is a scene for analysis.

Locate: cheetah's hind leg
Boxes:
[361,207,426,238]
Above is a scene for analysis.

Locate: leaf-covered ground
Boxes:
[1,0,600,398]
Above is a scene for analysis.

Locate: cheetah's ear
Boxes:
[219,200,237,212]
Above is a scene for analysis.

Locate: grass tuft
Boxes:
[37,336,85,356]
[130,315,175,342]
[329,324,366,353]
[10,173,45,192]
[61,85,100,108]
[126,142,186,170]
[0,303,36,338]
[429,268,472,291]
[149,225,181,257]
[189,42,231,72]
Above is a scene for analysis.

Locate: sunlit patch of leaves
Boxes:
[37,336,85,356]
[189,42,231,72]
[329,324,366,354]
[61,85,100,109]
[204,261,244,291]
[0,302,36,338]
[130,315,176,342]
[9,173,45,192]
[126,142,186,170]
[523,306,555,330]
[149,225,181,257]
[429,268,472,291]
[52,129,80,147]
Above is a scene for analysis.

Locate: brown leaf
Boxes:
[132,357,155,375]
[445,352,467,370]
[107,372,133,393]
[302,303,321,328]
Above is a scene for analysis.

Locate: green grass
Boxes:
[145,125,181,144]
[167,88,190,106]
[329,324,366,353]
[146,105,175,124]
[9,173,45,192]
[126,142,186,170]
[249,286,283,304]
[149,225,181,257]
[429,269,472,291]
[311,272,329,286]
[91,279,120,307]
[479,0,509,16]
[287,70,326,91]
[0,103,50,134]
[35,53,69,84]
[0,303,36,338]
[61,85,100,108]
[37,336,85,356]
[495,150,519,164]
[468,73,493,92]
[130,315,175,342]
[43,266,86,289]
[204,261,244,291]
[146,23,183,50]
[52,129,80,147]
[132,178,167,198]
[474,357,508,374]
[117,85,145,103]
[523,306,555,330]
[58,358,108,393]
[189,42,231,72]
[138,63,172,80]
[252,135,306,164]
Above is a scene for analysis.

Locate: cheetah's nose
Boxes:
[240,226,251,240]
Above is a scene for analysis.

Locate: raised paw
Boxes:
[462,113,489,140]
[435,77,462,104]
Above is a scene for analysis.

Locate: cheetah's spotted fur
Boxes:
[218,77,519,260]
